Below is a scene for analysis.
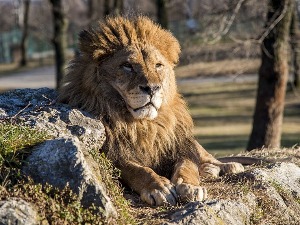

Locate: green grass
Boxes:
[0,123,48,165]
[89,150,137,224]
[178,80,300,156]
[0,123,49,186]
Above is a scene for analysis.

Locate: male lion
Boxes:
[59,16,244,206]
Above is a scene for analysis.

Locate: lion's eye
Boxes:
[156,63,164,70]
[121,63,134,72]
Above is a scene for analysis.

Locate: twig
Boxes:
[257,2,288,44]
[10,102,32,121]
[210,0,246,44]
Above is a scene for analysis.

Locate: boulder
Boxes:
[22,138,116,217]
[0,88,106,150]
[167,200,251,225]
[0,88,116,218]
[166,162,300,225]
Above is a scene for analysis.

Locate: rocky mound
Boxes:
[0,88,299,225]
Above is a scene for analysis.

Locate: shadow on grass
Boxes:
[196,133,299,157]
[193,115,253,125]
[195,134,247,156]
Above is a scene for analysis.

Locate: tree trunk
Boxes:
[104,0,123,16]
[113,0,123,16]
[20,0,30,67]
[104,0,110,16]
[156,0,168,29]
[247,0,294,151]
[87,0,100,23]
[49,0,68,90]
[290,2,300,88]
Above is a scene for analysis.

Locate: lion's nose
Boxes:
[139,85,161,95]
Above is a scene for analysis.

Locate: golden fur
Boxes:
[59,16,244,206]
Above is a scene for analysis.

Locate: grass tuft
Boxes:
[89,149,137,224]
[0,122,49,187]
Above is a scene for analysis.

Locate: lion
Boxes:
[59,16,244,206]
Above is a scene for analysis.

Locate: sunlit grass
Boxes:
[178,80,300,156]
[0,123,49,169]
[176,58,260,78]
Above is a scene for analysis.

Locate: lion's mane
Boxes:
[59,16,200,177]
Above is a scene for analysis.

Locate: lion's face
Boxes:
[100,44,176,120]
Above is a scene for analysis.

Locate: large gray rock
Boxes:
[0,88,116,218]
[167,200,251,225]
[0,88,106,150]
[167,162,300,225]
[0,198,44,225]
[22,138,116,217]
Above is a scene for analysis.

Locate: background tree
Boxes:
[290,2,300,88]
[156,0,168,29]
[247,0,294,150]
[20,0,30,67]
[87,0,99,23]
[104,0,123,16]
[49,0,68,89]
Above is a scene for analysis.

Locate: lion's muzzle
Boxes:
[113,81,164,120]
[139,84,161,96]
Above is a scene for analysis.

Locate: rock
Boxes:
[167,200,251,225]
[167,162,300,225]
[0,88,106,150]
[23,138,116,217]
[0,198,44,225]
[0,88,116,218]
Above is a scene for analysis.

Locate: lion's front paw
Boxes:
[140,176,177,206]
[199,163,221,178]
[220,162,244,175]
[175,182,207,203]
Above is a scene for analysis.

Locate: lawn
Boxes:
[177,77,300,157]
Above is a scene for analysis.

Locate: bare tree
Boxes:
[290,2,300,88]
[156,0,168,29]
[20,0,30,67]
[49,0,68,89]
[104,0,123,16]
[87,0,101,23]
[247,0,294,150]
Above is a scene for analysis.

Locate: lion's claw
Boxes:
[140,178,177,206]
[176,182,207,203]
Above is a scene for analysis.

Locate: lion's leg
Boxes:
[171,159,207,203]
[119,161,177,206]
[195,141,244,177]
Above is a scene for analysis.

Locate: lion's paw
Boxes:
[140,177,177,206]
[199,163,221,178]
[175,182,207,203]
[220,162,244,175]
